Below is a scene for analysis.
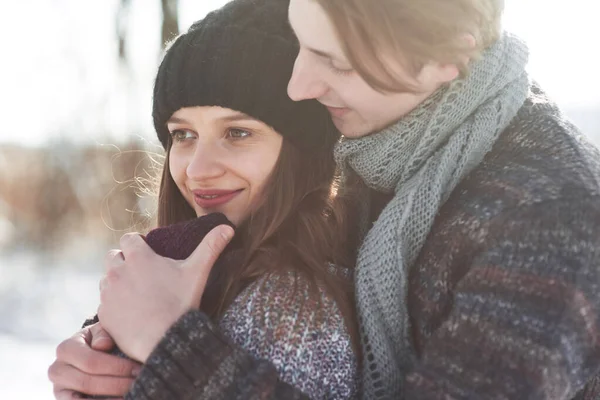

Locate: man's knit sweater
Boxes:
[123,87,600,399]
[401,87,600,398]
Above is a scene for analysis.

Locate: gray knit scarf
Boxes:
[334,32,530,399]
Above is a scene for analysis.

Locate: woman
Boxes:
[49,0,358,399]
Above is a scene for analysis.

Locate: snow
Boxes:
[0,335,57,399]
[0,252,103,399]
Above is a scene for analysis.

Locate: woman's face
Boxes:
[168,106,283,226]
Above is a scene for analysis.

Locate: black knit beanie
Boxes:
[152,0,338,151]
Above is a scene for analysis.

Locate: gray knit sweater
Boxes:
[123,272,358,400]
[218,273,358,399]
[124,86,600,399]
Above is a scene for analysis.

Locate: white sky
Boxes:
[0,0,598,146]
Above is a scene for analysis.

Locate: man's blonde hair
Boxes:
[315,0,504,92]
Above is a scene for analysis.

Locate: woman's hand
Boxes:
[97,225,234,363]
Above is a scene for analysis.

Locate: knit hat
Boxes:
[152,0,338,151]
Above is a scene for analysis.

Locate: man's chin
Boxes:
[333,118,372,139]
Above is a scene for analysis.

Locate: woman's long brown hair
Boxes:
[156,134,358,350]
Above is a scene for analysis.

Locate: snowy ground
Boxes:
[0,334,57,398]
[0,251,104,399]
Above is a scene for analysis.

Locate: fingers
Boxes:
[55,391,123,400]
[55,330,140,377]
[119,232,151,263]
[104,249,124,271]
[101,249,126,297]
[49,361,134,398]
[53,387,85,400]
[99,276,109,293]
[89,322,116,352]
[54,388,123,400]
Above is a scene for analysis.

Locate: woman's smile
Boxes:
[192,188,243,209]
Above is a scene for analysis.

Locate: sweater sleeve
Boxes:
[404,196,600,399]
[124,309,311,400]
[124,273,358,400]
[219,273,358,399]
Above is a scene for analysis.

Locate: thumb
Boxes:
[187,224,234,267]
[184,224,234,303]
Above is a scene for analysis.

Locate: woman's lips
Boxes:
[192,189,242,209]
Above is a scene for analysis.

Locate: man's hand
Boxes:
[48,322,141,399]
[98,224,234,363]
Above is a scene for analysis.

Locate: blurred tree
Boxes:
[116,0,132,63]
[161,0,180,48]
[116,0,179,66]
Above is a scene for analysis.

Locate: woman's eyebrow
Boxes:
[220,113,259,123]
[220,114,261,122]
[167,113,259,125]
[166,116,189,124]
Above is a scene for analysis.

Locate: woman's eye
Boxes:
[170,129,195,142]
[227,128,251,139]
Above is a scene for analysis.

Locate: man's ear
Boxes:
[433,63,461,84]
[417,62,459,90]
[458,33,477,65]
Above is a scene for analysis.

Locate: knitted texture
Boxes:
[124,310,312,400]
[152,0,338,151]
[402,85,600,399]
[83,86,600,399]
[89,213,357,399]
[334,32,531,398]
[219,273,358,399]
[144,213,234,260]
[124,272,358,400]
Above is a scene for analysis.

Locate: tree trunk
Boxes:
[161,0,179,48]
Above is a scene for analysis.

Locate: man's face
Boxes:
[287,0,457,138]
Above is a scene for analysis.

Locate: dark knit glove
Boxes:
[144,212,235,260]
